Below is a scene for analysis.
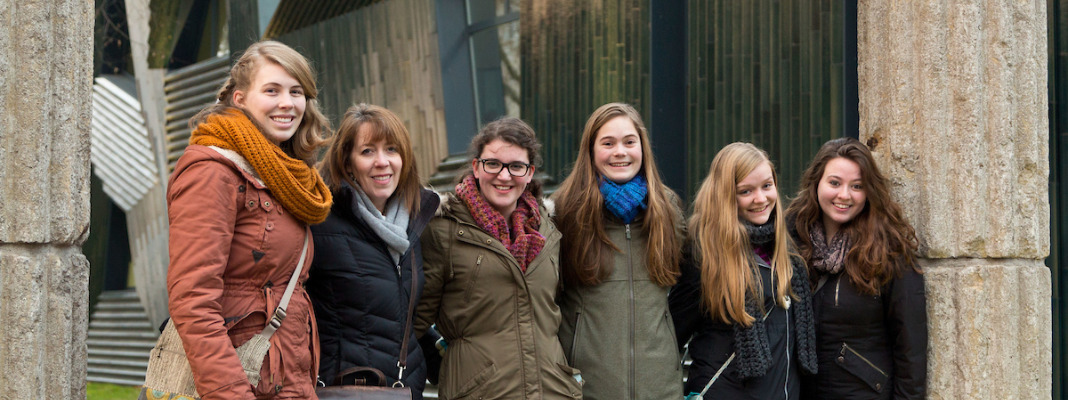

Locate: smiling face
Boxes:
[233,62,306,144]
[472,138,532,219]
[593,116,644,183]
[350,124,402,213]
[817,157,867,238]
[736,162,778,225]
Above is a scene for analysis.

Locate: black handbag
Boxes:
[315,257,419,400]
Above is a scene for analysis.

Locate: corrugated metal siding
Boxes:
[90,77,157,211]
[688,0,843,196]
[521,0,651,182]
[162,55,231,172]
[275,0,448,180]
[264,0,382,39]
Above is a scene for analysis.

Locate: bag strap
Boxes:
[393,255,418,388]
[259,228,310,340]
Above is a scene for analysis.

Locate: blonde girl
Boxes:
[670,142,816,399]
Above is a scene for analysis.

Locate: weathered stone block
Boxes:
[0,0,93,246]
[923,260,1050,400]
[858,0,1049,259]
[0,245,89,400]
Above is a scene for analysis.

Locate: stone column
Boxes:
[0,1,93,399]
[858,1,1050,399]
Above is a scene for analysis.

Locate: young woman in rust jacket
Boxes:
[786,137,927,400]
[166,41,332,399]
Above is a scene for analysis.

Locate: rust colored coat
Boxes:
[167,145,319,399]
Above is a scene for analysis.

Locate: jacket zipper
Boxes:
[625,223,636,399]
[570,310,581,362]
[463,254,483,303]
[841,343,889,377]
[834,274,842,307]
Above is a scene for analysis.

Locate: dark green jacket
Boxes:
[416,194,583,400]
[557,215,683,400]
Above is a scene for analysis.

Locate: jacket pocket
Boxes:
[554,362,583,399]
[837,342,889,393]
[445,361,496,399]
[462,253,485,303]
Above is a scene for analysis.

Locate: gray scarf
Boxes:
[809,223,850,274]
[352,184,410,269]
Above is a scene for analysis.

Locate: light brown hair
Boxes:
[319,104,422,214]
[552,103,682,287]
[690,143,795,326]
[785,137,919,295]
[190,40,329,166]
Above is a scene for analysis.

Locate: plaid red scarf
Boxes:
[455,174,545,272]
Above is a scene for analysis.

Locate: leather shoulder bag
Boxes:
[138,231,310,400]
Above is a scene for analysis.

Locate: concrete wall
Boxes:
[0,1,92,398]
[858,1,1051,398]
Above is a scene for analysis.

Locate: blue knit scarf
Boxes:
[599,174,648,224]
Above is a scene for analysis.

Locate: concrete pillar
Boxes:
[858,1,1050,398]
[0,1,92,399]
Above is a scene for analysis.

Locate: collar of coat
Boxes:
[434,191,555,219]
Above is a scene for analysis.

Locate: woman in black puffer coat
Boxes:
[307,104,439,398]
[786,137,927,400]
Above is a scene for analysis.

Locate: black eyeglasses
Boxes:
[478,158,532,177]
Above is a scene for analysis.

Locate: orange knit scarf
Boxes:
[189,108,332,224]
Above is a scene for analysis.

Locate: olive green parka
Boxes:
[556,214,684,400]
[415,194,583,400]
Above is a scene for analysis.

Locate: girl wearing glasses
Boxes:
[669,143,817,399]
[552,103,685,399]
[415,118,582,399]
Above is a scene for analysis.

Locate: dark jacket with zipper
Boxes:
[307,183,440,398]
[556,214,683,400]
[670,246,816,400]
[792,231,927,400]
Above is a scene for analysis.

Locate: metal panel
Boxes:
[162,55,231,172]
[275,0,448,180]
[90,77,157,211]
[263,0,381,38]
[687,0,844,197]
[521,0,652,183]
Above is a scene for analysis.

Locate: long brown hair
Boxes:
[690,143,794,326]
[786,137,919,295]
[553,103,682,287]
[319,104,422,214]
[190,40,330,166]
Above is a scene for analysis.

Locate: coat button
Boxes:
[837,356,845,363]
[238,185,246,192]
[486,239,492,244]
[266,222,274,231]
[876,383,882,391]
[264,201,271,207]
[458,230,464,236]
[248,200,256,207]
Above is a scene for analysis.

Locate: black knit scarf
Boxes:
[731,221,818,379]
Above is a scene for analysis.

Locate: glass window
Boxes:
[465,0,519,125]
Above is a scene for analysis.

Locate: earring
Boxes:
[348,172,356,182]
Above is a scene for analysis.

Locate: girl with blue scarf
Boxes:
[553,103,686,400]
